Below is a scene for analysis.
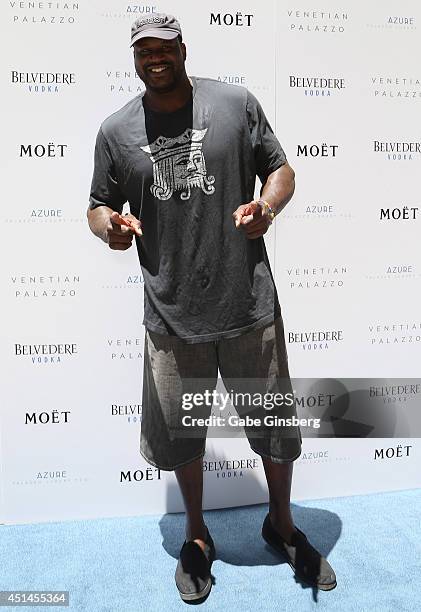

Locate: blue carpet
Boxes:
[1,489,421,612]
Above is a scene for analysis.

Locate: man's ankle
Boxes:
[186,522,207,544]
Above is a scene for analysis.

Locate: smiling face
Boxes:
[133,36,187,93]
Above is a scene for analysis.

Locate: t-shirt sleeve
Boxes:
[89,126,127,213]
[246,90,287,184]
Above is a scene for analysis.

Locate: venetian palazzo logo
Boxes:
[371,76,421,100]
[286,9,348,33]
[9,1,79,24]
[105,69,144,95]
[10,274,80,298]
[285,265,347,289]
[368,322,421,345]
[106,337,143,360]
[141,128,216,200]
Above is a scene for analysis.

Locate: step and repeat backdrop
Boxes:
[1,0,420,524]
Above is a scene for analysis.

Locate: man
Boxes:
[87,13,336,602]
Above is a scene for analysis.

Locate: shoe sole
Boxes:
[177,547,215,602]
[262,529,337,591]
[178,577,212,602]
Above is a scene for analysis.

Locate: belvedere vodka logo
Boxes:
[111,404,143,424]
[373,141,421,161]
[289,76,345,97]
[286,9,348,33]
[14,342,78,364]
[11,70,76,93]
[9,1,79,24]
[141,128,216,200]
[369,383,421,405]
[288,330,343,351]
[203,458,259,479]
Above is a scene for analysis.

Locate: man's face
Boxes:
[133,36,186,93]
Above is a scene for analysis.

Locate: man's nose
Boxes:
[148,51,167,63]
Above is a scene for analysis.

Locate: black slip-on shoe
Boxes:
[262,513,337,591]
[175,528,216,602]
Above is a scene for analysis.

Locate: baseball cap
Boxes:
[130,13,182,47]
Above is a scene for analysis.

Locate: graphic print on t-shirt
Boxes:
[140,127,215,201]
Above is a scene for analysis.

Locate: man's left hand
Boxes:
[232,200,271,239]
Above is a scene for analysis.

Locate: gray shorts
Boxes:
[139,317,302,471]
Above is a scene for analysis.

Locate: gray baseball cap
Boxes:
[130,13,182,47]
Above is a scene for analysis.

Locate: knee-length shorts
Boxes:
[139,317,302,471]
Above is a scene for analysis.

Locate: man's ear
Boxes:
[181,41,187,61]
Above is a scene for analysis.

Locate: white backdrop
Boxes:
[1,0,420,524]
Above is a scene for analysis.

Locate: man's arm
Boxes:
[232,162,295,239]
[87,125,142,249]
[260,162,295,216]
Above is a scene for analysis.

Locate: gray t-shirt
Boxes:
[89,77,286,343]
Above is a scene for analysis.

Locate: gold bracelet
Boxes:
[256,199,275,224]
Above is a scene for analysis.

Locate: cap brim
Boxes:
[130,28,179,47]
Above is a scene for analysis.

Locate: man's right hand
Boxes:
[106,212,143,250]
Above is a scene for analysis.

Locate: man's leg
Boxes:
[140,330,218,600]
[261,457,296,543]
[175,456,207,552]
